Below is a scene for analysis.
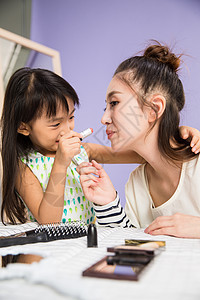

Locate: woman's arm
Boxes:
[76,160,134,227]
[82,142,145,164]
[144,213,200,238]
[83,126,200,163]
[93,193,134,228]
[76,160,116,205]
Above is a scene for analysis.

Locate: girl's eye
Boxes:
[52,123,60,127]
[69,116,75,120]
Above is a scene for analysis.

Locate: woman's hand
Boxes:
[144,213,200,238]
[180,126,200,154]
[76,160,116,205]
[55,130,82,167]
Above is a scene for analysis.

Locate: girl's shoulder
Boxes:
[71,145,89,166]
[21,150,54,165]
[21,146,89,166]
[80,145,89,160]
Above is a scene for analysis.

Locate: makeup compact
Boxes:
[82,238,165,281]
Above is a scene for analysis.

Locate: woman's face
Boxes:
[101,76,150,152]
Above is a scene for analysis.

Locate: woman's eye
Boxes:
[103,101,118,111]
[110,101,119,107]
[69,116,75,120]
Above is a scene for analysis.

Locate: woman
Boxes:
[77,42,200,238]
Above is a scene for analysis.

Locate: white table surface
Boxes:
[0,222,200,300]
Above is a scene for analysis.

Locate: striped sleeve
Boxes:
[93,193,135,228]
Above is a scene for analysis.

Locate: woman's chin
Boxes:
[111,140,127,152]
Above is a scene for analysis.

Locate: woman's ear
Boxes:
[17,122,31,136]
[148,94,166,123]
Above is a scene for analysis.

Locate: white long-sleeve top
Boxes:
[93,155,200,228]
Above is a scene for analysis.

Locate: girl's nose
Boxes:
[59,130,66,138]
[69,123,74,130]
[101,109,112,125]
[61,122,70,133]
[59,124,70,138]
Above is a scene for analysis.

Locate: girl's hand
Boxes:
[55,131,82,167]
[144,213,200,238]
[76,160,116,205]
[180,126,200,154]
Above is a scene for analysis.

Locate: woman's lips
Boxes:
[106,130,115,140]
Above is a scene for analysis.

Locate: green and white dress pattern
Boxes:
[21,146,95,224]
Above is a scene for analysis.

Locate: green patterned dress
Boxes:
[21,145,95,224]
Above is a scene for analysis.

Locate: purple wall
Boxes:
[31,0,200,206]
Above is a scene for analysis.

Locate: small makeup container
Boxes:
[87,223,98,247]
[72,128,93,166]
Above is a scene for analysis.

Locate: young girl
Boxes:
[0,67,141,225]
[1,67,199,225]
[77,42,200,238]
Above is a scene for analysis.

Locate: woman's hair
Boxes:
[114,41,195,162]
[1,68,79,224]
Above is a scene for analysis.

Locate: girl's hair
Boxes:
[114,41,195,162]
[1,68,79,224]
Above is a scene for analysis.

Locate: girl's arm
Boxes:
[15,131,82,224]
[179,126,200,154]
[83,126,200,164]
[16,160,67,224]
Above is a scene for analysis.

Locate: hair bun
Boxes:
[144,42,181,72]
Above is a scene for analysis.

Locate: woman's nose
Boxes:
[101,109,112,125]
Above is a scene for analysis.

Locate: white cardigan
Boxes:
[94,155,200,228]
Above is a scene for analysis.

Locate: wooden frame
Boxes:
[0,27,62,115]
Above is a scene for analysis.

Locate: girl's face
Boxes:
[25,99,75,156]
[101,76,150,152]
